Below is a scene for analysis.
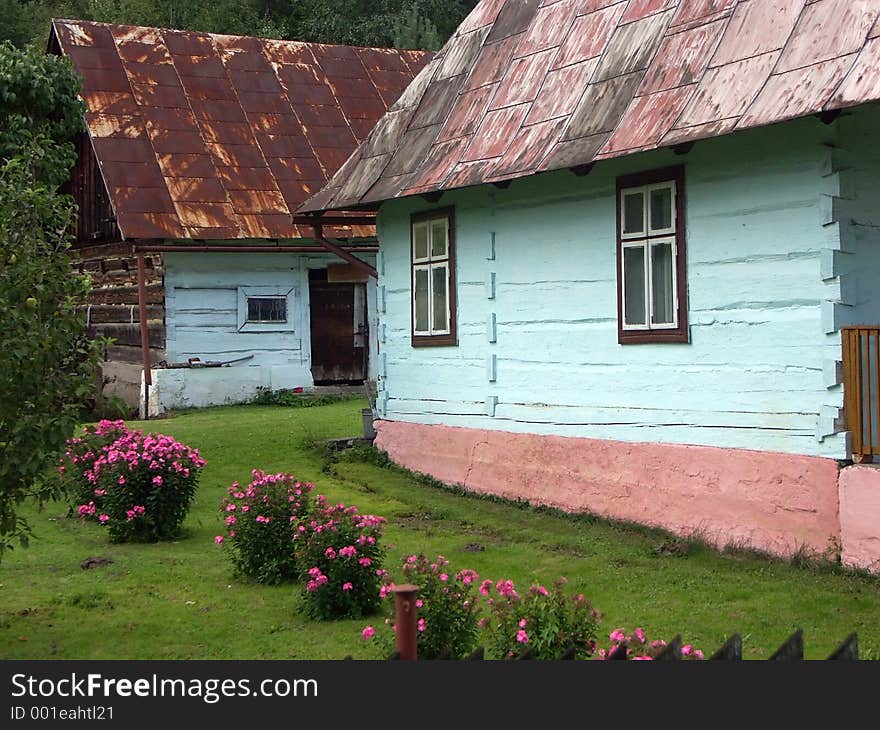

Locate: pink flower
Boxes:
[358,557,372,567]
[693,650,704,660]
[634,627,646,644]
[117,476,125,485]
[362,626,376,641]
[214,535,225,545]
[416,599,424,608]
[225,515,236,526]
[439,573,448,582]
[417,618,426,633]
[152,475,163,486]
[516,630,529,644]
[324,547,337,559]
[479,579,493,596]
[342,582,353,592]
[518,618,527,628]
[609,629,626,644]
[226,503,236,512]
[681,644,693,656]
[98,514,110,524]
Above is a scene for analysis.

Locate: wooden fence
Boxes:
[380,630,860,661]
[843,326,880,462]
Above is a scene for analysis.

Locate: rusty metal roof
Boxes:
[50,19,431,240]
[300,0,880,213]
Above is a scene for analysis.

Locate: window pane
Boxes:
[623,246,646,326]
[431,218,448,258]
[413,222,429,260]
[414,268,429,333]
[651,242,675,325]
[622,191,645,236]
[650,186,673,232]
[247,297,286,322]
[432,264,449,332]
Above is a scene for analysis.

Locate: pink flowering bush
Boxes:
[296,496,386,620]
[596,627,705,660]
[367,554,482,659]
[216,470,315,584]
[482,577,600,660]
[77,427,206,543]
[59,419,130,519]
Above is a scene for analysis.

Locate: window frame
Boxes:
[246,295,288,324]
[237,286,296,333]
[616,165,689,345]
[411,207,458,348]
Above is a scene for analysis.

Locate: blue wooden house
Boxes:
[301,0,880,570]
[52,19,430,413]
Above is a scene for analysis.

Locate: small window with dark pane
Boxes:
[411,208,457,347]
[246,296,287,324]
[617,167,689,344]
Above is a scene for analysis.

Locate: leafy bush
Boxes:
[482,577,600,660]
[77,429,206,543]
[296,496,386,620]
[59,420,130,519]
[0,43,100,559]
[366,554,482,659]
[215,470,315,584]
[597,628,704,660]
[251,388,360,408]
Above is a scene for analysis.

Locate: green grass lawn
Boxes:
[2,400,879,660]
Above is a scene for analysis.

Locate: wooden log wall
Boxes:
[73,241,166,367]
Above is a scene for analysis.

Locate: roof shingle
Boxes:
[300,0,880,213]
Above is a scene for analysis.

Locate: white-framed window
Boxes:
[237,286,296,332]
[617,167,688,344]
[411,209,457,347]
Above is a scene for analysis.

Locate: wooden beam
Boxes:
[311,224,378,279]
[291,215,377,227]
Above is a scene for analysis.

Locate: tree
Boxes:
[393,2,441,52]
[0,42,101,559]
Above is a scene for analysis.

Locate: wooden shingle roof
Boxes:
[300,0,880,213]
[51,19,431,240]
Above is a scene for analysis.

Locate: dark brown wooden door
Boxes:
[309,269,367,384]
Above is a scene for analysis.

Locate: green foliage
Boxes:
[58,419,130,519]
[217,470,316,585]
[373,553,481,659]
[250,387,361,408]
[82,428,207,543]
[393,1,441,51]
[483,577,601,660]
[0,42,100,560]
[0,42,83,185]
[297,496,387,620]
[2,0,479,50]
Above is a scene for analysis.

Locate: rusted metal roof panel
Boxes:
[301,0,880,214]
[53,19,431,240]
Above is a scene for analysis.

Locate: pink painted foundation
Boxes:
[375,420,851,562]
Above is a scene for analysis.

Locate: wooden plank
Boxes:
[90,283,164,305]
[91,322,165,348]
[769,629,804,660]
[868,328,880,456]
[86,304,163,324]
[327,263,370,283]
[107,344,164,366]
[827,632,859,661]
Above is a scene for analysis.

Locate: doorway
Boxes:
[308,268,367,384]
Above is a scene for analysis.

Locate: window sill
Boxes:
[412,334,459,348]
[618,329,690,345]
